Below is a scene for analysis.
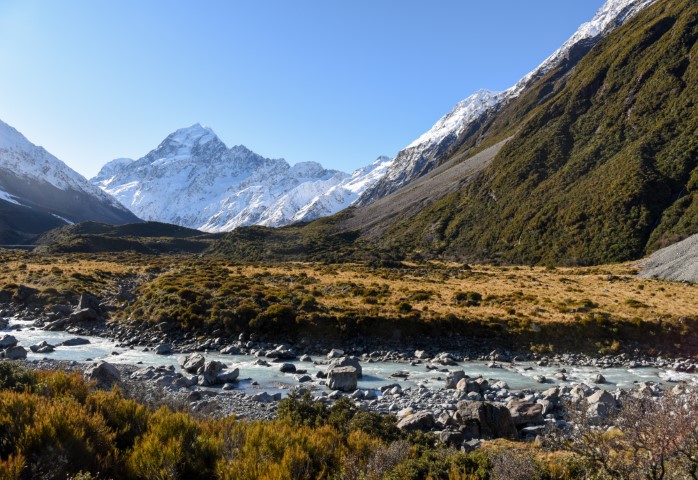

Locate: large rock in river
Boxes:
[4,346,27,360]
[327,356,362,378]
[178,353,205,374]
[328,366,358,392]
[0,335,18,349]
[199,360,225,386]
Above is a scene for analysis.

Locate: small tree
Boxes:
[545,391,698,479]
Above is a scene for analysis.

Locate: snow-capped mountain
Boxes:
[0,118,139,242]
[93,124,393,232]
[357,0,657,205]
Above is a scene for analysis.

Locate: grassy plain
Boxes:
[1,249,696,354]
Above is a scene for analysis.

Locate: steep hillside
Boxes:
[210,0,697,267]
[93,124,392,232]
[0,119,140,243]
[357,0,658,206]
[383,0,697,265]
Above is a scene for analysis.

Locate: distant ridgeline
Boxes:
[210,0,698,266]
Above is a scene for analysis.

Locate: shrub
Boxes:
[454,291,483,307]
[1,392,117,479]
[0,361,36,392]
[0,454,24,480]
[396,302,413,314]
[277,390,327,428]
[128,408,222,480]
[216,420,344,480]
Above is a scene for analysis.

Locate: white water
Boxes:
[5,319,696,394]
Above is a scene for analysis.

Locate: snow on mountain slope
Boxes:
[357,0,657,205]
[93,125,392,232]
[0,119,125,208]
[0,118,139,231]
[291,156,394,223]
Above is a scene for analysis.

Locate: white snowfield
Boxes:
[93,124,393,232]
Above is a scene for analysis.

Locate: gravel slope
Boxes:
[639,233,698,283]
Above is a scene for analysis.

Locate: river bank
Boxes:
[3,306,698,443]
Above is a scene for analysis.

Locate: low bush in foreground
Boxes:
[3,369,698,479]
[0,364,606,479]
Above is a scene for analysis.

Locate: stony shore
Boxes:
[3,301,698,449]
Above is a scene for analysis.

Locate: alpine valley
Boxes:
[3,1,698,479]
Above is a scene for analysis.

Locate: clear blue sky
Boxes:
[0,1,605,178]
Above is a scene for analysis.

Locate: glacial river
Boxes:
[5,318,697,394]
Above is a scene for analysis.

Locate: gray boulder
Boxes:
[78,294,101,310]
[61,337,90,346]
[4,346,27,360]
[397,412,435,432]
[200,360,225,385]
[251,392,274,403]
[279,363,296,373]
[328,366,358,392]
[445,370,467,389]
[587,390,616,410]
[0,335,18,349]
[327,356,362,378]
[69,308,99,322]
[327,348,345,359]
[216,368,240,384]
[179,353,205,373]
[84,361,121,389]
[507,399,544,426]
[457,401,518,440]
[155,343,173,355]
[29,341,54,353]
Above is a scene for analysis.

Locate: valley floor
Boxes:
[0,249,696,355]
[1,249,698,478]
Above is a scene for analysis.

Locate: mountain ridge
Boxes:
[93,124,393,232]
[356,0,658,206]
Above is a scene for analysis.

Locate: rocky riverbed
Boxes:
[3,301,698,448]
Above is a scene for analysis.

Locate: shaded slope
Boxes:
[35,221,223,254]
[0,119,140,243]
[357,0,658,207]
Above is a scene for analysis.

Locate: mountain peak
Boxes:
[159,123,220,150]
